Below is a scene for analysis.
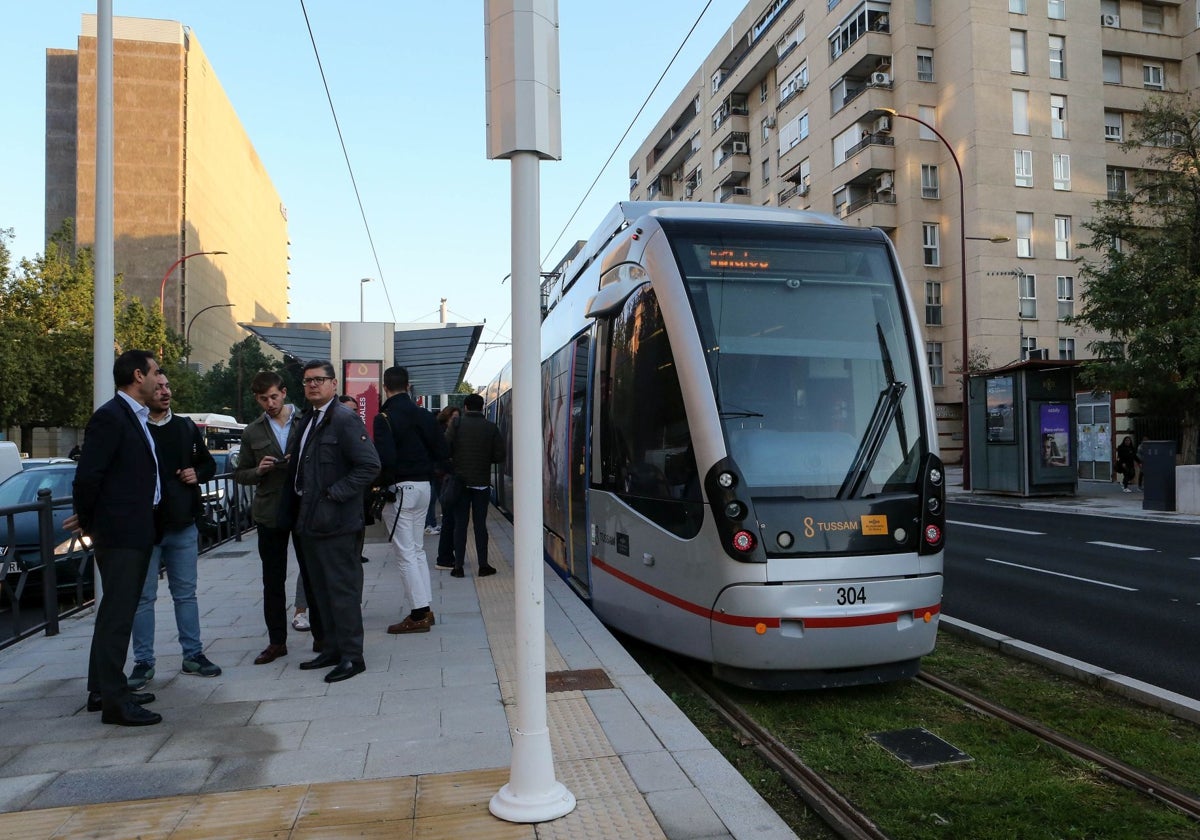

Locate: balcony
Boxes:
[1100,25,1179,61]
[835,134,895,186]
[839,192,897,229]
[719,184,753,204]
[713,146,752,187]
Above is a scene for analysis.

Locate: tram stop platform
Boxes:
[0,508,794,839]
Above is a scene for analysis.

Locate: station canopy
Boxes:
[241,321,483,395]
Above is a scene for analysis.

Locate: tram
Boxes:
[486,202,944,689]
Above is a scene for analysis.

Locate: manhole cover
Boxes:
[546,668,613,693]
[869,727,972,769]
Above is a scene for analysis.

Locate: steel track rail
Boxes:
[676,665,891,840]
[917,671,1200,821]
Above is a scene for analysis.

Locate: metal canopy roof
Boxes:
[240,322,483,395]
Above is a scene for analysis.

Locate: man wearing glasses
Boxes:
[287,361,380,683]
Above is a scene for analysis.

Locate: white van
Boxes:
[0,441,22,485]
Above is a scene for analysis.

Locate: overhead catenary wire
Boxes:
[540,0,719,267]
[298,0,397,322]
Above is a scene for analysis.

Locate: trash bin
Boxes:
[1140,440,1177,512]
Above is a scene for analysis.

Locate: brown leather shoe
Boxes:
[253,644,288,665]
[387,613,434,634]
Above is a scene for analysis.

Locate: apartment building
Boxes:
[45,15,289,372]
[630,0,1194,463]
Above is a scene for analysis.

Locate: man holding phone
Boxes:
[234,371,317,665]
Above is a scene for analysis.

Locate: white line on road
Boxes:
[984,557,1139,591]
[949,520,1044,536]
[1087,541,1154,552]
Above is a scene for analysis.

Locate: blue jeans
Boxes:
[132,523,202,666]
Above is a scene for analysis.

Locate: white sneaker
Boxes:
[292,611,310,631]
[425,526,441,535]
[1122,487,1132,493]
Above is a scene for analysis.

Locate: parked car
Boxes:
[0,462,93,593]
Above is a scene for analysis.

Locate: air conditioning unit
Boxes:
[732,140,750,154]
[1101,13,1120,27]
[765,116,777,128]
[870,71,891,86]
[875,173,894,193]
[732,186,751,196]
[1026,348,1050,360]
[873,115,891,134]
[684,187,694,198]
[798,184,810,196]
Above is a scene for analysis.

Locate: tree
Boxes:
[1073,95,1200,463]
[201,336,282,423]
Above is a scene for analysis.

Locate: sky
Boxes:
[0,1,748,389]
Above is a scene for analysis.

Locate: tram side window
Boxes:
[599,285,702,538]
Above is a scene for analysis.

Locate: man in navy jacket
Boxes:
[70,349,163,726]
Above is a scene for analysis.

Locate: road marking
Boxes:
[984,557,1138,591]
[1087,541,1154,552]
[949,520,1044,536]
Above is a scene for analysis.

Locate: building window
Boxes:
[1015,149,1033,187]
[1019,274,1037,319]
[761,117,772,144]
[917,49,934,82]
[1054,216,1071,259]
[1017,212,1033,257]
[927,341,944,386]
[1022,337,1039,359]
[921,164,940,198]
[1107,167,1128,198]
[1052,153,1071,190]
[1050,94,1067,139]
[1049,35,1066,79]
[923,223,941,266]
[760,79,769,103]
[1048,0,1066,19]
[1013,90,1030,134]
[925,280,943,325]
[1101,0,1120,24]
[1105,110,1123,141]
[1010,0,1027,12]
[1103,54,1122,84]
[918,105,937,141]
[1058,337,1075,360]
[1057,275,1074,320]
[1143,63,1164,89]
[762,158,770,184]
[1143,3,1164,33]
[1011,30,1028,73]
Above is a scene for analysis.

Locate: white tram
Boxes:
[487,202,945,689]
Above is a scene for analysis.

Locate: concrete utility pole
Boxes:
[93,0,114,411]
[483,0,574,824]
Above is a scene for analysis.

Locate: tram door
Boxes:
[567,334,592,588]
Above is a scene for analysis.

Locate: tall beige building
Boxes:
[631,0,1193,463]
[46,15,289,372]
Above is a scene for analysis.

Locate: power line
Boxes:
[298,0,396,322]
[541,0,718,266]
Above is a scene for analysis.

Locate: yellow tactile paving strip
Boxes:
[0,513,667,839]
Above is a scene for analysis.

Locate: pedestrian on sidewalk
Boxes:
[68,349,163,726]
[128,371,221,690]
[432,405,460,563]
[445,393,504,578]
[1116,435,1141,492]
[374,366,449,633]
[289,361,380,683]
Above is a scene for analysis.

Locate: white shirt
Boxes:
[117,390,161,505]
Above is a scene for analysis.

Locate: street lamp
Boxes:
[880,108,980,489]
[185,303,235,366]
[360,277,374,322]
[160,250,228,321]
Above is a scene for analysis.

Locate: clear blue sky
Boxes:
[0,1,745,387]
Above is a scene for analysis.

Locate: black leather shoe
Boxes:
[101,700,162,726]
[478,565,497,577]
[298,653,339,670]
[450,567,465,578]
[324,660,366,683]
[87,691,155,713]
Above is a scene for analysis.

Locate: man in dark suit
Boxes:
[288,360,380,683]
[69,349,163,726]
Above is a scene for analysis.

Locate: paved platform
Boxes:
[0,508,794,839]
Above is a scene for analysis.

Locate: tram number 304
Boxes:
[837,586,867,605]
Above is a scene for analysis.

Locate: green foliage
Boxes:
[200,336,285,423]
[1074,95,1200,460]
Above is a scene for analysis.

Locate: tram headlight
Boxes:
[717,471,736,489]
[731,530,756,552]
[929,466,943,486]
[723,500,746,520]
[927,497,940,514]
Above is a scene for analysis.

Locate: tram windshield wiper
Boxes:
[837,323,908,500]
[719,410,764,419]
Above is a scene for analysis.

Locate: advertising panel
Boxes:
[1038,402,1070,467]
[342,360,382,438]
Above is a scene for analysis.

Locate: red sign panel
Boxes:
[342,360,382,439]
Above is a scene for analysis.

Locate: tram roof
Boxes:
[240,321,483,395]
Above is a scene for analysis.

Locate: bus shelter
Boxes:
[967,359,1079,496]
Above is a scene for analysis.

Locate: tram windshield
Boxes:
[664,222,926,498]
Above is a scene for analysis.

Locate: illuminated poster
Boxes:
[985,376,1015,442]
[1038,403,1070,468]
[342,360,382,439]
